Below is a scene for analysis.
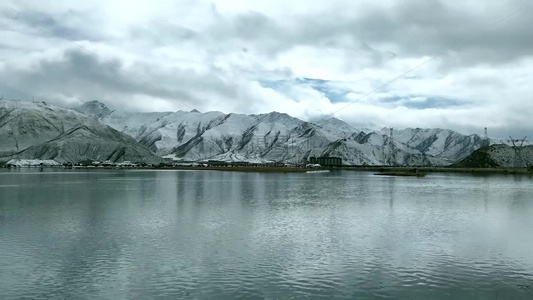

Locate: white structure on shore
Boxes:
[6,159,61,167]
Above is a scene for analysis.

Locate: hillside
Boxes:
[0,100,161,163]
[379,127,490,163]
[455,144,533,168]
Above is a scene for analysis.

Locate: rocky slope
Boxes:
[0,100,161,163]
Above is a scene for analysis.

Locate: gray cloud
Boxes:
[115,0,533,76]
[300,0,532,66]
[0,49,199,109]
[0,48,282,113]
[1,8,104,42]
[194,0,532,67]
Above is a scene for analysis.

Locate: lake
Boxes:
[1,169,533,299]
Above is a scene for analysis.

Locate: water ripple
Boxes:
[2,170,533,299]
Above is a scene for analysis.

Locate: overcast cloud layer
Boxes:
[0,0,531,137]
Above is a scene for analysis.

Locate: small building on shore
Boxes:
[307,156,343,167]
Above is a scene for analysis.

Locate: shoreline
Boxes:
[3,165,533,175]
[1,165,312,173]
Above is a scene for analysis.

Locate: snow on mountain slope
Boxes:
[380,127,489,163]
[1,100,89,156]
[0,100,160,163]
[94,102,226,154]
[75,101,490,166]
[322,139,432,166]
[179,113,257,159]
[250,112,304,139]
[169,119,437,165]
[315,117,359,139]
[334,130,438,165]
[169,112,306,162]
[75,100,113,119]
[5,124,161,163]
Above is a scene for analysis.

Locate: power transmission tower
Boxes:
[508,136,527,168]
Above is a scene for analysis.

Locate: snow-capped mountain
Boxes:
[0,99,492,166]
[80,101,489,166]
[0,100,161,163]
[314,117,359,139]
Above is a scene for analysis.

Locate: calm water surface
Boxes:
[1,169,533,299]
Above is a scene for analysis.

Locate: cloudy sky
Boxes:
[0,0,531,137]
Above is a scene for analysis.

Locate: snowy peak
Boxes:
[253,111,303,127]
[314,117,358,139]
[76,100,112,119]
[315,117,356,131]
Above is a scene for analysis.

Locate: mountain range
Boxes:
[76,100,492,166]
[0,99,497,166]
